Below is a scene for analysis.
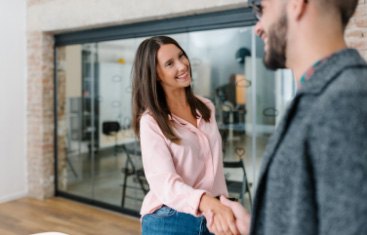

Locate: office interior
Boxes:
[2,1,367,234]
[6,0,343,225]
[55,25,296,216]
[1,0,366,234]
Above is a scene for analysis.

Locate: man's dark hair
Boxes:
[250,0,358,28]
[320,0,359,28]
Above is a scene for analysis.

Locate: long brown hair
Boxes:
[131,36,210,143]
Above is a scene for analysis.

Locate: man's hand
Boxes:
[200,194,240,235]
[215,196,250,235]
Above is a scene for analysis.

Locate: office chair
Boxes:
[223,159,252,208]
[102,121,121,155]
[120,141,149,208]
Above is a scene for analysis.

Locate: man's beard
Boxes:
[264,13,288,70]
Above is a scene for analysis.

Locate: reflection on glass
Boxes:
[56,27,295,215]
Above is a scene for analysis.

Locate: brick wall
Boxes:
[346,0,367,60]
[27,31,55,198]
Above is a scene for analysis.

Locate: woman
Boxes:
[131,36,239,235]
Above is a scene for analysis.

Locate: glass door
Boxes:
[55,25,295,215]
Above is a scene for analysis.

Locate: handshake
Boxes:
[202,195,251,235]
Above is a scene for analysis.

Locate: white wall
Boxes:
[0,0,27,202]
[28,0,247,32]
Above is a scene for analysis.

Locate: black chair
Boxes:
[223,160,252,208]
[102,121,121,155]
[120,141,149,208]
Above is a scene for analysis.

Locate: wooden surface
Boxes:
[0,197,141,235]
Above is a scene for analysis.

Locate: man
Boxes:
[208,0,367,234]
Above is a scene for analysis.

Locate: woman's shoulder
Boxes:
[195,95,214,109]
[140,110,157,126]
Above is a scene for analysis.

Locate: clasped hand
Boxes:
[202,195,250,235]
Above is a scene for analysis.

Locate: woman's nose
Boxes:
[176,59,186,71]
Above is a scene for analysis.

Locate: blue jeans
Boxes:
[142,206,214,235]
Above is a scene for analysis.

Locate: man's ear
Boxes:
[288,0,308,21]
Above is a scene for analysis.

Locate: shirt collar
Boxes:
[299,57,329,87]
[297,48,366,95]
[168,110,202,126]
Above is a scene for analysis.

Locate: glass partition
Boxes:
[56,26,295,215]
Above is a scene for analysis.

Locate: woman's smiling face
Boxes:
[156,44,191,93]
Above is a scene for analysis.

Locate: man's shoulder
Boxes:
[322,48,367,79]
[320,48,367,93]
[329,64,367,92]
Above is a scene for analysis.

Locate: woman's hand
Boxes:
[199,194,240,235]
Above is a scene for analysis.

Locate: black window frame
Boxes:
[54,7,256,217]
